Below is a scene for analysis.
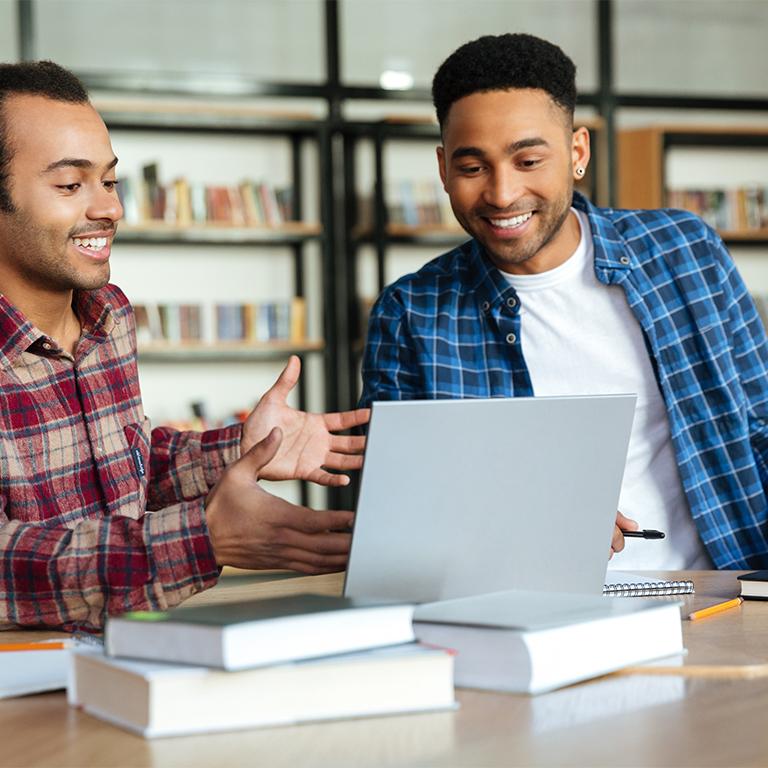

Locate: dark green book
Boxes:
[105,594,415,670]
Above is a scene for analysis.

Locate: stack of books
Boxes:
[68,594,455,738]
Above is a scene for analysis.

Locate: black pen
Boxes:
[622,529,665,540]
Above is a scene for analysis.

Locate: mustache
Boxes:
[70,222,117,237]
[473,203,541,218]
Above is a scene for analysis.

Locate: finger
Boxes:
[611,525,625,554]
[305,467,352,487]
[262,355,301,403]
[616,510,639,532]
[322,452,364,471]
[238,427,283,477]
[329,435,367,454]
[277,529,353,556]
[285,507,355,534]
[324,408,371,432]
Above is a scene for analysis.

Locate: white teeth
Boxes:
[490,212,533,229]
[73,236,108,251]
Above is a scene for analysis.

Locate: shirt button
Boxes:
[481,301,490,312]
[506,333,517,344]
[41,341,52,350]
[619,256,630,266]
[506,297,517,308]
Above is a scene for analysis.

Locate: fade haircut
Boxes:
[432,33,577,131]
[0,60,89,212]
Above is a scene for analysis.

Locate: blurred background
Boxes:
[2,0,767,507]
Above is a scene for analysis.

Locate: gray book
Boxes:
[106,594,414,670]
[413,590,684,694]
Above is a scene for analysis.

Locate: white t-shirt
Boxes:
[500,208,712,569]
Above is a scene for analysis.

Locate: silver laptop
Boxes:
[344,395,636,603]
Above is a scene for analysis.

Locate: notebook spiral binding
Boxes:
[603,580,695,597]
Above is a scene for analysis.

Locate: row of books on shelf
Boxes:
[386,179,456,228]
[59,587,684,737]
[133,298,306,344]
[667,187,768,232]
[118,162,296,227]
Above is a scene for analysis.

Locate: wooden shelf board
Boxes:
[117,222,322,244]
[137,340,325,362]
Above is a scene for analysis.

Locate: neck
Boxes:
[0,277,81,354]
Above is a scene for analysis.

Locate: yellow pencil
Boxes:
[688,596,743,621]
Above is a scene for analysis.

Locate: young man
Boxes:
[361,34,768,571]
[0,61,368,631]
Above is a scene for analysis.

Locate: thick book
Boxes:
[105,593,415,670]
[0,639,72,699]
[603,571,695,597]
[413,590,684,694]
[69,644,455,738]
[737,570,768,599]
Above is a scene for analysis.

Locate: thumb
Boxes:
[263,355,300,403]
[239,426,283,478]
[616,510,639,531]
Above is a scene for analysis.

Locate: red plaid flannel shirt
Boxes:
[0,284,241,631]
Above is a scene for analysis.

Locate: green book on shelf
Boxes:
[105,593,415,670]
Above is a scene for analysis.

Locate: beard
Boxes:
[452,185,574,272]
[0,206,112,293]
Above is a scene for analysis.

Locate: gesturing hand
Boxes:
[206,427,355,573]
[241,355,370,487]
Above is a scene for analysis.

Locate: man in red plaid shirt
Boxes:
[0,61,368,631]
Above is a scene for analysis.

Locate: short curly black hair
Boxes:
[432,33,577,130]
[0,61,89,212]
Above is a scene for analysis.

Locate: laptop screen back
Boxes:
[344,395,636,603]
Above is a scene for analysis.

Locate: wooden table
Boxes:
[2,570,768,767]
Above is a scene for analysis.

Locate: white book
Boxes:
[69,644,455,738]
[413,590,684,694]
[0,640,73,699]
[105,593,415,670]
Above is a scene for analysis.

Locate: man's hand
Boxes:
[609,511,639,559]
[206,427,354,573]
[241,356,370,487]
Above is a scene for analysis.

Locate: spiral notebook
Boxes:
[603,572,695,597]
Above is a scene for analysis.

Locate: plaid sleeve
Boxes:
[0,498,219,632]
[146,424,242,510]
[360,290,424,408]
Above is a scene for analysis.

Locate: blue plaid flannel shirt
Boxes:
[361,192,768,569]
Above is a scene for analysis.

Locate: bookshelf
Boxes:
[98,103,329,506]
[617,126,768,247]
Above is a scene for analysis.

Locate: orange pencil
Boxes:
[688,597,743,621]
[0,641,68,652]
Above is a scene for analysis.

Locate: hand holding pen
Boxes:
[610,511,666,559]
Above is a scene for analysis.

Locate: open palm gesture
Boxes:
[241,356,370,487]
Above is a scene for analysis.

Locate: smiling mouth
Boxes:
[485,211,534,230]
[71,234,113,258]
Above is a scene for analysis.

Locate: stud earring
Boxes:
[575,167,585,177]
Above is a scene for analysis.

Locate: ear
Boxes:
[436,145,447,190]
[571,126,591,178]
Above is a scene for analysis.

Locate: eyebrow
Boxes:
[41,156,119,174]
[450,137,550,161]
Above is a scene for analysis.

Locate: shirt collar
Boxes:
[0,288,116,368]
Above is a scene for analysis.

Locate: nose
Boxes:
[482,167,524,210]
[86,183,123,224]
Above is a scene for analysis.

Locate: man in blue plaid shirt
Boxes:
[360,34,768,571]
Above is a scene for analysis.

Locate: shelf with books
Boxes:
[618,125,768,247]
[98,103,330,507]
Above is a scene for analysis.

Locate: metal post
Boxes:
[597,0,617,207]
[17,0,34,61]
